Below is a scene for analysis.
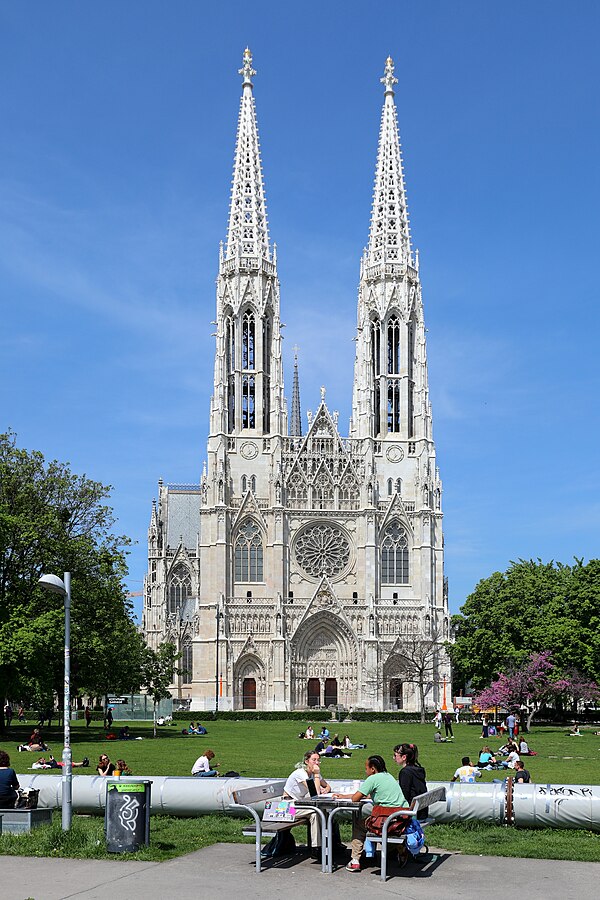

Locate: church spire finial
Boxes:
[290,346,303,437]
[225,48,270,262]
[239,47,256,90]
[365,55,411,268]
[381,55,398,96]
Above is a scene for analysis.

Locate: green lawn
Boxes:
[1,718,599,862]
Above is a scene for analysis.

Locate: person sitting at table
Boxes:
[283,750,333,855]
[333,754,408,873]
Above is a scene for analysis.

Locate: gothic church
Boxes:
[142,50,451,712]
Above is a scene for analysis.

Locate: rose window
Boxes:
[294,523,351,579]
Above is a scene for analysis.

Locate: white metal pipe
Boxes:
[18,775,600,832]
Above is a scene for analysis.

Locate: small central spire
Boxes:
[380,55,398,96]
[239,47,256,89]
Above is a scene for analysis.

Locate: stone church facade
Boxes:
[142,51,451,712]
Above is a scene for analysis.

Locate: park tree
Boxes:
[366,628,445,722]
[449,558,600,691]
[140,642,182,737]
[473,651,600,730]
[0,430,141,730]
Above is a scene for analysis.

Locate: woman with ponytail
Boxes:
[393,743,429,821]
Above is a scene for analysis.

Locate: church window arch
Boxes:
[168,564,191,615]
[371,317,382,436]
[312,471,334,510]
[234,520,263,582]
[387,478,393,496]
[225,315,235,431]
[387,315,400,374]
[242,311,255,370]
[241,475,247,493]
[395,478,402,494]
[242,375,255,428]
[263,316,272,432]
[182,641,193,683]
[387,381,400,433]
[381,521,409,584]
[250,475,256,493]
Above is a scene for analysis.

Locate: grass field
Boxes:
[1,718,599,862]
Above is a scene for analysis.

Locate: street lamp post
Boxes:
[38,572,72,831]
[215,605,220,714]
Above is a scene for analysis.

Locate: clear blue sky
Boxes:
[2,2,599,619]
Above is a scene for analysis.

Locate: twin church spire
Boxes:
[211,51,431,449]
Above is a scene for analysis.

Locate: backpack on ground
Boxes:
[261,829,296,858]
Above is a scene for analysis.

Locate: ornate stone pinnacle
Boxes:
[381,55,398,94]
[320,385,326,401]
[239,47,256,87]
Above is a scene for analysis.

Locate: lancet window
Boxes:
[242,311,255,370]
[387,316,400,374]
[234,520,263,582]
[387,381,401,433]
[182,641,193,683]
[370,317,381,436]
[242,375,255,428]
[381,522,409,584]
[168,564,191,615]
[226,316,235,431]
[263,317,271,432]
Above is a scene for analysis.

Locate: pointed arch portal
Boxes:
[290,611,357,709]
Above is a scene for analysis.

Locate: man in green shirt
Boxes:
[333,754,408,871]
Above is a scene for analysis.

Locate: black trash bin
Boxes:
[105,779,151,853]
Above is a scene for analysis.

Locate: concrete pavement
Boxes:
[2,844,599,900]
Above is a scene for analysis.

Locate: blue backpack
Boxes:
[404,818,425,855]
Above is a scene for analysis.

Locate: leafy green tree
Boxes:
[140,643,182,737]
[449,558,600,691]
[0,430,141,730]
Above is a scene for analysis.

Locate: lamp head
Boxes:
[38,573,67,596]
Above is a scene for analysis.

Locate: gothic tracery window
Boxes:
[387,315,400,374]
[242,374,255,428]
[182,641,193,683]
[242,311,255,370]
[168,564,191,615]
[294,522,351,579]
[234,520,263,582]
[381,521,409,584]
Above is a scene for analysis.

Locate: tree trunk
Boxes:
[419,682,427,723]
[153,701,157,738]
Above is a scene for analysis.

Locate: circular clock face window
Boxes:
[240,441,259,460]
[386,445,404,463]
[294,522,351,579]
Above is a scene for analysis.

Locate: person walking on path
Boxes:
[506,713,516,739]
[433,710,442,732]
[443,712,454,739]
[84,706,92,728]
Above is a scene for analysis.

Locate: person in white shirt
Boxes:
[191,749,219,777]
[451,756,481,783]
[500,749,520,769]
[283,750,332,850]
